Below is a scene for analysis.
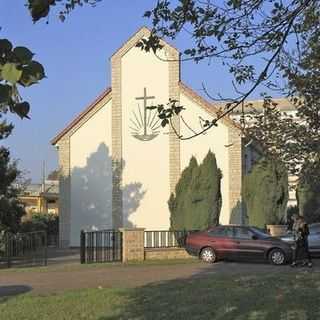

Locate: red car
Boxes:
[185,225,293,265]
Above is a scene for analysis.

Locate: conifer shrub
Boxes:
[296,163,320,223]
[243,157,288,228]
[169,150,222,230]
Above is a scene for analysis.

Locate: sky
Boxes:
[0,1,276,183]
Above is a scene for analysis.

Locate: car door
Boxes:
[207,226,237,259]
[308,226,320,253]
[233,227,265,261]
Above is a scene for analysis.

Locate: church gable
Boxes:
[53,27,244,246]
[111,28,180,229]
[111,26,178,61]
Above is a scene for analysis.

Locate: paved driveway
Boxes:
[1,258,319,297]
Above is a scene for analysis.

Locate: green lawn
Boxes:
[1,271,320,320]
[1,258,199,274]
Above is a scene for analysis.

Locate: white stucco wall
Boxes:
[121,45,171,230]
[69,100,112,246]
[179,92,230,224]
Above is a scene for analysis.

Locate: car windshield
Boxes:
[250,227,271,238]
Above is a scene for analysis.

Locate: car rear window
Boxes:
[234,227,255,240]
[208,227,233,237]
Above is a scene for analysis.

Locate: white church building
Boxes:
[52,27,263,247]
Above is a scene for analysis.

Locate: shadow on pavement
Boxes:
[0,285,32,300]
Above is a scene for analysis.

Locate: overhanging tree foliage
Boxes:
[141,0,318,134]
[169,150,222,230]
[243,157,288,228]
[0,39,45,120]
[139,0,319,184]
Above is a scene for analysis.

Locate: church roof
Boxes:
[179,82,241,130]
[233,98,295,113]
[51,87,112,145]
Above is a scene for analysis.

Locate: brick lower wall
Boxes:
[120,228,197,262]
[144,248,196,260]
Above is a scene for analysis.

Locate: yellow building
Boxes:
[19,180,59,219]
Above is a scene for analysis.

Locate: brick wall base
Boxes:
[144,248,196,260]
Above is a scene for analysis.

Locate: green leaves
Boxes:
[147,100,185,129]
[136,34,164,54]
[227,0,242,9]
[27,0,53,22]
[0,38,45,119]
[0,63,23,84]
[13,47,34,63]
[0,39,13,54]
[19,61,46,87]
[12,102,31,119]
[0,85,12,104]
[27,0,103,23]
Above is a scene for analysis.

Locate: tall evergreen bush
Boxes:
[296,162,320,223]
[169,150,222,230]
[169,156,198,230]
[243,157,288,228]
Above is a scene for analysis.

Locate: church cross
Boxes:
[136,88,155,136]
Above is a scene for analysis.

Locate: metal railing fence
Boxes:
[0,231,47,268]
[80,229,122,264]
[144,230,199,248]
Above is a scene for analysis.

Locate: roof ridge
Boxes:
[111,26,179,59]
[179,82,241,130]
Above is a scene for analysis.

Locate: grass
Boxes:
[1,270,320,320]
[1,258,199,274]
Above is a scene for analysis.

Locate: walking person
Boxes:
[299,216,313,268]
[291,215,312,268]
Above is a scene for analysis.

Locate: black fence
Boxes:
[144,230,199,248]
[0,231,47,268]
[47,234,59,247]
[80,229,122,264]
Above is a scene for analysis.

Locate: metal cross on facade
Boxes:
[135,88,156,136]
[130,87,160,141]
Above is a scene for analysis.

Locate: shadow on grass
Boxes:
[0,285,32,302]
[99,267,320,320]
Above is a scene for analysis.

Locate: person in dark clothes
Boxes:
[286,213,297,232]
[291,215,312,268]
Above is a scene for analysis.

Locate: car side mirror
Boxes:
[251,235,258,240]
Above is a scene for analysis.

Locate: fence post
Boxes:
[6,233,11,268]
[80,230,85,264]
[119,228,145,263]
[44,232,48,266]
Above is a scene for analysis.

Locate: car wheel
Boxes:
[200,247,217,263]
[268,248,286,265]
